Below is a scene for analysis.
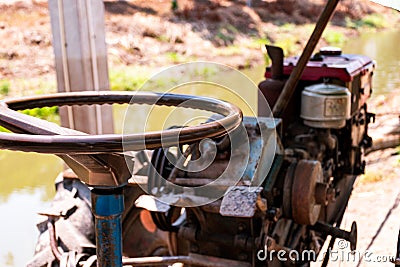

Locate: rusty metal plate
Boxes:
[219,186,263,217]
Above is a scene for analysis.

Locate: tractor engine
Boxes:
[139,46,375,266]
[26,46,376,267]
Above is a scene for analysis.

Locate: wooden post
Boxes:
[49,0,114,134]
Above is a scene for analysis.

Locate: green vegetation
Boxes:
[109,67,151,91]
[360,170,384,183]
[0,80,10,96]
[248,37,271,49]
[0,106,60,133]
[165,52,186,63]
[323,29,346,46]
[4,77,56,97]
[280,23,296,31]
[20,106,60,124]
[275,36,297,57]
[346,14,388,29]
[0,126,10,133]
[345,17,359,29]
[215,45,242,56]
[242,58,252,70]
[215,25,238,45]
[273,23,302,56]
[171,0,178,11]
[156,34,170,43]
[361,14,388,28]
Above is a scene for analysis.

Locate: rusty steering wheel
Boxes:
[0,91,242,153]
[0,91,242,267]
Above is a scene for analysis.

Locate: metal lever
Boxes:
[311,221,357,251]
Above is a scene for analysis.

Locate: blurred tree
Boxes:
[172,0,178,11]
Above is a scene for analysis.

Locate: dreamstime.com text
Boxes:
[257,244,395,263]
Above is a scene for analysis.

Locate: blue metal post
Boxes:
[91,187,124,267]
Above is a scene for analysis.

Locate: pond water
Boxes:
[0,30,399,267]
[342,29,400,96]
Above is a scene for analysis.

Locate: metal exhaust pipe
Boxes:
[266,45,284,79]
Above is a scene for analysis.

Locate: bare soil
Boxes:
[0,0,397,81]
[324,147,400,267]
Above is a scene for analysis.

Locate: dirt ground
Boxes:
[0,0,397,81]
[0,1,399,266]
[317,147,400,267]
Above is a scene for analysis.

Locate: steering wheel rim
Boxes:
[0,91,242,154]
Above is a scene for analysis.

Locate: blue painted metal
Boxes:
[91,188,124,267]
[241,117,281,185]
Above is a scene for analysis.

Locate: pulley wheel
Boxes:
[291,160,323,225]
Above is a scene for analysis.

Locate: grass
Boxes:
[109,67,151,91]
[4,77,56,97]
[20,106,60,124]
[215,25,238,46]
[0,78,59,133]
[269,23,316,57]
[280,23,296,31]
[0,126,10,133]
[275,36,297,56]
[0,106,60,133]
[323,29,346,46]
[156,34,170,43]
[272,23,302,56]
[346,14,388,29]
[0,79,10,96]
[345,17,359,29]
[247,37,271,49]
[359,170,384,183]
[109,65,188,92]
[0,68,154,132]
[397,146,400,164]
[165,52,186,63]
[215,45,242,56]
[361,14,388,28]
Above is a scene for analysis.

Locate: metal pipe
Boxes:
[47,218,62,261]
[272,0,340,118]
[122,254,251,267]
[123,256,189,266]
[91,187,124,267]
[266,45,284,79]
[178,226,255,251]
[311,221,357,251]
